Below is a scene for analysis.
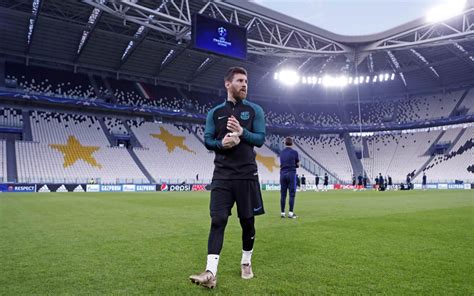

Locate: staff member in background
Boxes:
[279,137,299,219]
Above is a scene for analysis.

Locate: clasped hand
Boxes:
[222,116,243,149]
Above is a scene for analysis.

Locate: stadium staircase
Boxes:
[22,110,33,141]
[88,74,102,99]
[413,131,446,179]
[127,148,155,184]
[413,89,471,179]
[98,118,115,146]
[121,120,154,182]
[188,125,206,147]
[102,78,117,103]
[450,88,470,116]
[447,128,467,154]
[291,142,341,182]
[123,121,143,148]
[5,138,17,182]
[339,102,351,124]
[414,127,467,179]
[362,137,370,158]
[343,134,365,176]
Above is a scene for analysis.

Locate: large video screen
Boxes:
[192,14,247,60]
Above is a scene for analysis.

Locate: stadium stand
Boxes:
[396,90,463,123]
[15,111,147,183]
[6,63,97,100]
[109,79,146,107]
[295,135,353,182]
[348,100,395,124]
[265,110,297,126]
[356,130,443,183]
[423,127,474,182]
[0,108,23,127]
[2,62,473,185]
[185,90,219,114]
[0,140,6,183]
[459,89,474,114]
[298,110,343,127]
[128,120,214,183]
[103,117,129,136]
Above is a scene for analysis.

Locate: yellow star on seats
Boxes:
[151,127,195,154]
[256,153,278,172]
[49,135,102,169]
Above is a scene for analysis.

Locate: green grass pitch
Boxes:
[1,190,472,295]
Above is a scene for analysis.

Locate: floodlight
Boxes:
[426,0,466,23]
[279,70,300,86]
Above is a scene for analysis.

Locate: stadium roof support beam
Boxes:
[154,45,189,77]
[386,51,407,87]
[447,43,474,70]
[186,57,222,83]
[83,0,352,58]
[408,49,441,82]
[25,0,42,55]
[83,0,191,36]
[367,53,374,73]
[397,55,468,74]
[117,1,169,70]
[74,1,105,63]
[361,8,474,53]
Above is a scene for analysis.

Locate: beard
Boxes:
[231,86,247,100]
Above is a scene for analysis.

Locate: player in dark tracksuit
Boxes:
[323,173,329,191]
[190,67,265,288]
[315,174,320,191]
[422,173,427,190]
[357,174,363,190]
[279,137,300,219]
[378,173,384,191]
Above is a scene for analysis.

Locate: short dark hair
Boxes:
[224,66,247,82]
[284,137,293,146]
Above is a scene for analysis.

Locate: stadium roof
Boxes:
[0,0,473,101]
[250,0,464,37]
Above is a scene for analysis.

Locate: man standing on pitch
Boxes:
[323,173,329,191]
[422,172,427,190]
[315,174,320,191]
[189,67,266,288]
[279,137,299,218]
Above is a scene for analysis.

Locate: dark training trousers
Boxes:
[208,216,255,254]
[280,171,296,213]
[207,180,262,254]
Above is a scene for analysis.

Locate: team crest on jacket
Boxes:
[240,111,250,120]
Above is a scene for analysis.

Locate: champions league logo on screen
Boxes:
[213,26,232,48]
